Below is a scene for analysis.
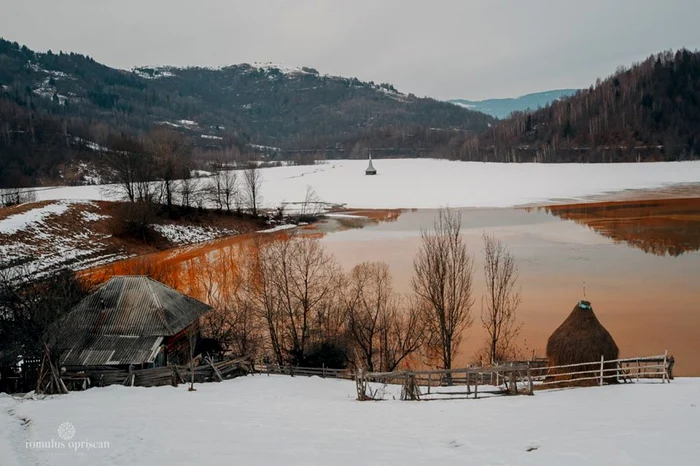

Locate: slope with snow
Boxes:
[34,159,700,210]
[0,376,697,465]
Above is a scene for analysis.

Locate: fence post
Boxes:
[355,368,365,401]
[322,363,326,379]
[662,350,668,383]
[527,368,534,395]
[599,355,604,386]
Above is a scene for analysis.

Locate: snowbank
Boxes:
[0,201,74,235]
[33,159,700,209]
[152,224,236,245]
[0,376,697,465]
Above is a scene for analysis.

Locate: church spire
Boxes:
[365,150,377,175]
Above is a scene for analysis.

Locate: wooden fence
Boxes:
[357,364,534,401]
[61,357,253,391]
[355,353,673,401]
[527,352,673,387]
[255,363,354,380]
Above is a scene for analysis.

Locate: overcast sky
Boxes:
[2,0,699,100]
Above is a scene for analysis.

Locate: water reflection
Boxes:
[540,198,700,256]
[80,200,700,376]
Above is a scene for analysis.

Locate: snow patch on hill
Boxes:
[152,224,236,245]
[0,201,74,235]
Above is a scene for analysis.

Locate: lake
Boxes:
[85,198,700,376]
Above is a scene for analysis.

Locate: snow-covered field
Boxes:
[0,376,697,465]
[33,159,700,210]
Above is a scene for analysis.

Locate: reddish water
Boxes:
[83,199,700,376]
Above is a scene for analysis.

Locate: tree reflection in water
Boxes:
[540,198,700,257]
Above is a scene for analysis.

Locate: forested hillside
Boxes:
[0,38,493,188]
[457,50,700,163]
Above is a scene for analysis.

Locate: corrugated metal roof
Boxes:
[59,276,210,366]
[62,335,164,366]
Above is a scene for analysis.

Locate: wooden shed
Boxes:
[56,275,211,371]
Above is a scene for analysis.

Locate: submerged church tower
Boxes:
[365,151,377,175]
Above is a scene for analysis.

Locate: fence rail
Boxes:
[255,364,354,380]
[355,352,673,401]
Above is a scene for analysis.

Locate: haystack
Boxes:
[546,300,619,385]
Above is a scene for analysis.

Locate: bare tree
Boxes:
[299,185,322,220]
[104,133,146,203]
[246,237,285,365]
[207,171,224,211]
[412,208,474,371]
[243,165,263,216]
[378,295,425,372]
[179,174,200,209]
[346,262,425,372]
[481,232,522,364]
[146,129,191,210]
[252,233,342,365]
[196,247,262,358]
[345,262,392,372]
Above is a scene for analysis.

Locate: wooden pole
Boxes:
[35,352,46,394]
[527,368,534,395]
[207,357,223,382]
[662,350,668,383]
[599,355,605,386]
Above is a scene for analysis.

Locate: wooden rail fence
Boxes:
[255,363,354,380]
[355,353,673,401]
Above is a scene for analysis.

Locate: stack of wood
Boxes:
[35,346,68,395]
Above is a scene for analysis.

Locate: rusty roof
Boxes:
[58,276,210,366]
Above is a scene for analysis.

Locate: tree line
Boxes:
[189,208,523,371]
[0,208,524,383]
[456,49,700,163]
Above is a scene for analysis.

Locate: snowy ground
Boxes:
[0,201,241,279]
[32,159,700,210]
[0,376,697,466]
[0,200,127,279]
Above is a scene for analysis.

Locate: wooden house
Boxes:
[56,276,211,371]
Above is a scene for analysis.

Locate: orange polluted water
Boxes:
[82,201,700,376]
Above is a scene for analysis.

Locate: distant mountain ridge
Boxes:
[0,37,494,187]
[450,89,579,119]
[0,38,493,150]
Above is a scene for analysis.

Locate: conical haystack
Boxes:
[546,300,619,385]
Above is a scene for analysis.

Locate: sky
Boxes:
[1,0,699,100]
